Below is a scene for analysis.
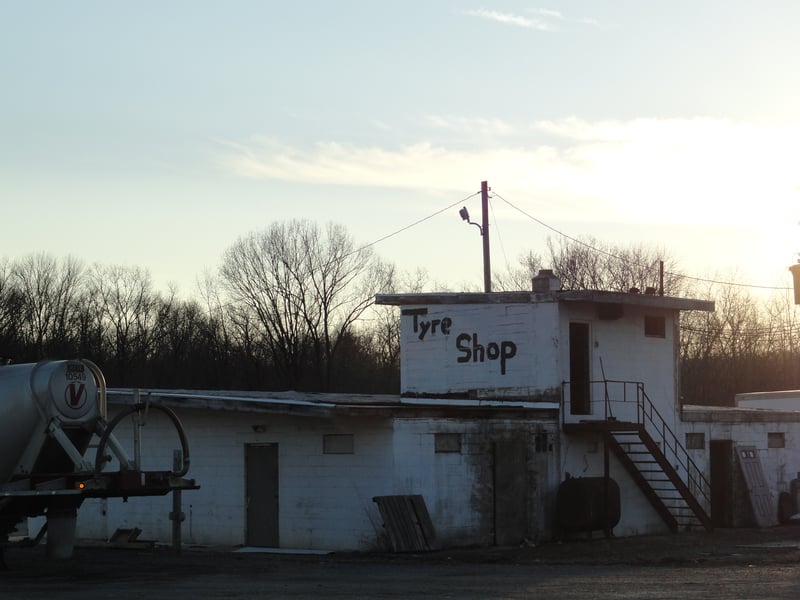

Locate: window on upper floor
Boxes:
[645,315,666,338]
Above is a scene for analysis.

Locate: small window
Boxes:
[644,315,666,338]
[435,433,461,453]
[535,431,552,453]
[768,432,785,449]
[685,432,705,450]
[323,434,354,454]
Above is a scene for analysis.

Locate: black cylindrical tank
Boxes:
[557,476,621,533]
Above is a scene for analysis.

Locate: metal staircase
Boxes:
[563,380,712,533]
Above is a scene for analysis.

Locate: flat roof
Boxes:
[375,290,714,312]
[682,404,800,423]
[107,389,559,420]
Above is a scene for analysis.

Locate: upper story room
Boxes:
[376,271,714,422]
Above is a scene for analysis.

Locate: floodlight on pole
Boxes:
[457,181,491,293]
[459,207,482,233]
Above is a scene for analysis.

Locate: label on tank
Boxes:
[52,362,97,421]
[65,381,87,410]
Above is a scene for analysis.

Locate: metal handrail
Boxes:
[635,384,711,511]
[561,379,712,512]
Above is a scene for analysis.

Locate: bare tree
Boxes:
[546,236,685,295]
[0,258,24,358]
[86,263,160,384]
[494,250,545,292]
[680,274,777,405]
[11,254,85,357]
[220,220,392,391]
[761,291,800,389]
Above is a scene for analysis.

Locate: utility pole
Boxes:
[459,181,492,292]
[481,181,491,293]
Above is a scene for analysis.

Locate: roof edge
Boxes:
[375,290,714,312]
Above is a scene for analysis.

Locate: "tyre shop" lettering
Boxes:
[409,312,518,375]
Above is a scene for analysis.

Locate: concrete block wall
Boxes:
[400,303,560,396]
[559,435,669,538]
[73,407,604,550]
[77,408,397,550]
[559,304,681,429]
[683,417,800,523]
[392,417,560,547]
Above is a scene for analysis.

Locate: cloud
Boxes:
[463,9,554,30]
[425,115,516,137]
[463,7,600,31]
[218,117,800,228]
[531,8,563,20]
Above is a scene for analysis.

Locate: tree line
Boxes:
[0,221,400,393]
[2,223,798,405]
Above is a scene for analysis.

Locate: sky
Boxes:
[2,1,800,299]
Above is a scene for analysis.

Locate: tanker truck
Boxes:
[0,359,196,561]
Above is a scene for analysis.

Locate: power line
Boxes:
[681,323,800,338]
[487,196,511,271]
[346,190,482,259]
[493,191,792,292]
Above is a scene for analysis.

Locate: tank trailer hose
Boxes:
[94,403,191,478]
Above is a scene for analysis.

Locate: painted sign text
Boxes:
[455,333,517,375]
[412,314,452,340]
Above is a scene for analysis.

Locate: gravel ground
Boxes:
[2,527,800,599]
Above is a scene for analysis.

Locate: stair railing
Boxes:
[635,383,712,512]
[561,379,712,515]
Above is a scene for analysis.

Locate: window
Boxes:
[535,431,552,453]
[435,433,462,453]
[685,432,705,450]
[644,315,666,338]
[768,432,785,449]
[323,434,354,454]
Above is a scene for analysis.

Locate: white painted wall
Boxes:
[76,407,561,550]
[559,303,680,428]
[391,418,560,546]
[683,417,800,511]
[77,409,395,550]
[554,302,687,535]
[558,435,671,537]
[400,303,560,397]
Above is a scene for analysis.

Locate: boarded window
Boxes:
[685,432,705,450]
[645,315,666,338]
[768,432,785,449]
[323,434,354,454]
[434,433,461,453]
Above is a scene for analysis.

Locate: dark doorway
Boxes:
[569,322,591,415]
[493,439,528,546]
[245,443,279,547]
[710,439,733,528]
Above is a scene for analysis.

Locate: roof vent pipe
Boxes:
[532,269,561,292]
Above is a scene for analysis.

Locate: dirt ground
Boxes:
[3,527,800,599]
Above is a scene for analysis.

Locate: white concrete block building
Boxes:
[73,274,800,550]
[77,393,559,550]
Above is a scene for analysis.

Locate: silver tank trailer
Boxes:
[0,359,196,561]
[0,360,102,484]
